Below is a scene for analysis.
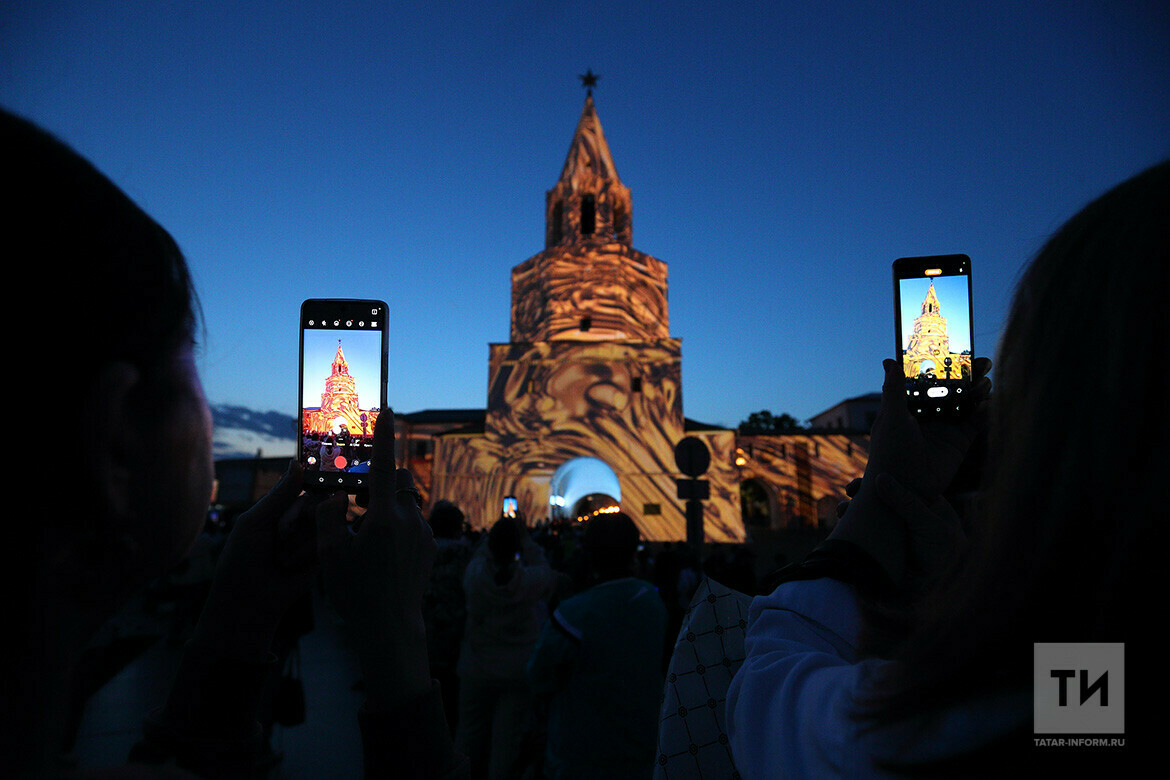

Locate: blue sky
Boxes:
[4,2,1167,427]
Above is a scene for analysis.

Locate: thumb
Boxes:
[874,359,913,432]
[880,358,906,407]
[238,460,303,523]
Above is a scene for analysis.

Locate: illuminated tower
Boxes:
[902,281,970,379]
[305,340,373,436]
[431,91,743,542]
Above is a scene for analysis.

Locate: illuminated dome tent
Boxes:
[549,457,621,522]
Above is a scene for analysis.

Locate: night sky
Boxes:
[4,1,1167,428]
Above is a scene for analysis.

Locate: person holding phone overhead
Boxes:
[726,161,1167,776]
[454,514,561,780]
[3,107,468,778]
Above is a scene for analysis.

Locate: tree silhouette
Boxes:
[738,410,804,434]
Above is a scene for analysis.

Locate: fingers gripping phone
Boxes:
[299,299,389,491]
[893,255,974,417]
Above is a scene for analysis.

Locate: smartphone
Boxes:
[893,255,974,417]
[503,496,518,519]
[298,299,389,491]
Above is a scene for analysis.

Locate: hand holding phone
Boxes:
[314,413,435,712]
[830,355,990,586]
[298,299,389,492]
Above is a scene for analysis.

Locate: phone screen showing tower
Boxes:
[898,272,973,413]
[300,327,383,475]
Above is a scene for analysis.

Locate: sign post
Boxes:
[674,436,711,559]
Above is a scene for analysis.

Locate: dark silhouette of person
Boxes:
[424,500,473,735]
[3,107,468,779]
[727,160,1168,777]
[455,515,559,779]
[527,512,667,779]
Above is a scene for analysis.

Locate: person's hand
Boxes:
[865,357,992,500]
[835,478,863,520]
[188,460,323,659]
[316,411,436,712]
[828,358,990,588]
[874,472,967,591]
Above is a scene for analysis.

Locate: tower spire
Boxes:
[545,83,632,248]
[921,280,941,316]
[332,339,349,375]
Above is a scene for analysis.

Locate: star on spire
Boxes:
[579,69,600,96]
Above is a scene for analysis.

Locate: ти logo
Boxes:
[1034,643,1124,735]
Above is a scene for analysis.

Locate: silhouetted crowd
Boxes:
[417,500,766,779]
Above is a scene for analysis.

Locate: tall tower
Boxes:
[303,340,376,436]
[431,91,743,542]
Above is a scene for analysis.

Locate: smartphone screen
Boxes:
[893,255,973,417]
[503,496,518,518]
[299,299,389,491]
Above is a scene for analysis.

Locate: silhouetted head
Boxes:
[978,159,1168,638]
[4,107,212,603]
[4,106,214,776]
[5,110,200,392]
[428,500,465,539]
[488,516,523,565]
[583,512,640,581]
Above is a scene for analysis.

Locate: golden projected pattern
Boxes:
[736,434,869,528]
[544,94,632,249]
[510,244,669,343]
[430,338,744,543]
[903,280,972,380]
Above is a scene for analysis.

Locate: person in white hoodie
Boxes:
[727,160,1166,777]
[455,515,561,779]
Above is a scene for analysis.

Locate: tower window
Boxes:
[631,377,642,393]
[579,316,592,332]
[581,194,595,236]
